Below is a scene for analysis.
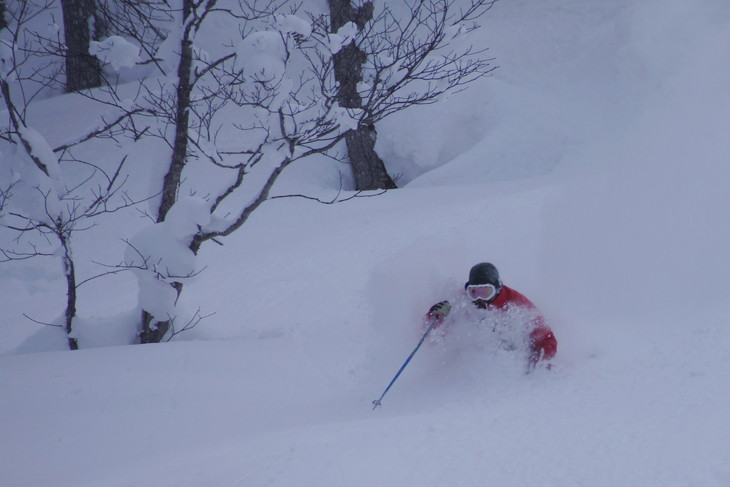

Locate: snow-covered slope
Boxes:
[3,1,730,486]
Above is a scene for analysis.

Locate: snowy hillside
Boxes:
[3,1,730,486]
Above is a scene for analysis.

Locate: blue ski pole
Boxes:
[372,318,439,410]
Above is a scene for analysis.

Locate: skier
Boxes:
[426,262,557,367]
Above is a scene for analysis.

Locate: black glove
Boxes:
[427,301,451,320]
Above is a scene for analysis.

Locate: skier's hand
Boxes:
[528,349,541,369]
[427,301,451,320]
[527,347,552,373]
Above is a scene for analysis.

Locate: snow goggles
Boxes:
[466,283,497,301]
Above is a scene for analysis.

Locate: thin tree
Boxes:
[1,3,152,349]
[0,171,141,350]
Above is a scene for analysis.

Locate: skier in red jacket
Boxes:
[427,262,557,367]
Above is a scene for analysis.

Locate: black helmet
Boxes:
[465,262,502,290]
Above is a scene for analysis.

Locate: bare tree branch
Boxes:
[23,314,63,328]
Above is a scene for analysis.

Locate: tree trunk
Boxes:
[139,312,169,344]
[58,228,79,350]
[0,1,7,31]
[139,0,194,344]
[157,38,192,223]
[60,0,102,92]
[345,125,395,190]
[328,0,396,190]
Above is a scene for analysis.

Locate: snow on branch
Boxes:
[89,36,141,72]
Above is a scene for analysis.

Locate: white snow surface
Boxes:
[3,1,730,486]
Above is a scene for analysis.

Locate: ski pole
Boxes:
[372,318,439,410]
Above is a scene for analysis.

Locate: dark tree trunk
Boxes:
[61,0,102,92]
[328,0,396,190]
[139,0,194,344]
[157,23,193,223]
[139,312,169,344]
[345,125,396,190]
[0,1,7,31]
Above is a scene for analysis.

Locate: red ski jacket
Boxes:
[482,285,557,363]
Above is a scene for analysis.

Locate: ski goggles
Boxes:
[466,283,497,301]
